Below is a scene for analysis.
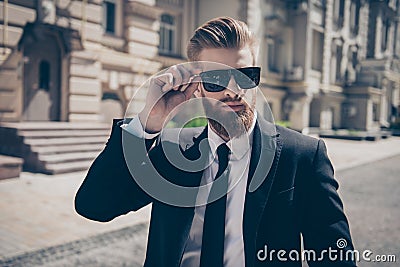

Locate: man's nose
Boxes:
[224,76,243,97]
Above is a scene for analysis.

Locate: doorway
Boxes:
[22,32,61,121]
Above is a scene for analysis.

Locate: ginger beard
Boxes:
[201,90,256,140]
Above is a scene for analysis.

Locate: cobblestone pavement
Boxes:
[0,172,150,260]
[1,137,400,266]
[0,223,148,267]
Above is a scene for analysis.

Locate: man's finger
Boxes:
[181,76,201,98]
[154,73,174,92]
[168,66,184,90]
[176,65,191,85]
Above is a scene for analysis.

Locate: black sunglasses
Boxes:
[198,67,261,92]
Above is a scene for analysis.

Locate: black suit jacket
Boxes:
[75,118,356,267]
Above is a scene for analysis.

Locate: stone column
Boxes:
[322,0,334,85]
[358,1,369,59]
[68,49,102,122]
[374,10,383,58]
[58,0,103,122]
[287,94,313,131]
[380,78,388,126]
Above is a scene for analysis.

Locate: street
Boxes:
[1,155,399,267]
[336,155,400,267]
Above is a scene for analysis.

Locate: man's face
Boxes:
[196,47,257,139]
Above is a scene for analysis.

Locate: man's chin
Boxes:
[208,108,254,139]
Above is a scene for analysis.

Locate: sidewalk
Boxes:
[1,136,400,260]
[322,136,400,171]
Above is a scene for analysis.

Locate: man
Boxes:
[75,17,356,266]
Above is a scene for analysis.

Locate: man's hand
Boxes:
[138,64,201,133]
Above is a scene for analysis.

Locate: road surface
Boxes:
[2,156,399,267]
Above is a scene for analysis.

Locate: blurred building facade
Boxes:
[0,0,399,131]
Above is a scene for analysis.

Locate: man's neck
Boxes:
[209,123,230,142]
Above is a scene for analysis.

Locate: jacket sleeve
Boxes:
[300,139,357,266]
[74,119,156,222]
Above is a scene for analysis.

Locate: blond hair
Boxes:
[187,17,258,63]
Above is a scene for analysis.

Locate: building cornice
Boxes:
[99,47,162,74]
[126,1,164,20]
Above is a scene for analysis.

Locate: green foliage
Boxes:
[183,117,208,128]
[347,129,360,136]
[275,120,291,128]
[165,117,207,128]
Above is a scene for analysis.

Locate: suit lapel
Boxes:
[243,119,282,267]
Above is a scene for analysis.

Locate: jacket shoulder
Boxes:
[275,125,321,160]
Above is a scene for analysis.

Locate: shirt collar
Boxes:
[207,112,257,161]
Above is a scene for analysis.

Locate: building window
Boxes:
[381,19,391,52]
[372,103,380,121]
[103,0,116,34]
[311,30,324,72]
[39,60,50,91]
[395,16,400,57]
[351,49,358,68]
[333,0,345,29]
[345,49,357,84]
[267,38,280,73]
[335,45,343,83]
[330,45,337,84]
[349,0,360,35]
[159,13,177,55]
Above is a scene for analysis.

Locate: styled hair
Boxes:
[187,17,258,63]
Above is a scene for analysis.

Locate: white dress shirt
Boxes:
[121,115,256,267]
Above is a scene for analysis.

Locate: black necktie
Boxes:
[200,143,230,267]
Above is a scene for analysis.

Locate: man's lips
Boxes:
[221,102,245,111]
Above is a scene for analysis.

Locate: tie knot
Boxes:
[217,143,230,159]
[216,143,230,167]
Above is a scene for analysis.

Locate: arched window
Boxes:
[159,13,176,55]
[39,60,50,91]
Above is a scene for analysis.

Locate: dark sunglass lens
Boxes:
[203,82,226,92]
[200,68,260,91]
[200,70,230,92]
[236,67,260,89]
[234,73,255,89]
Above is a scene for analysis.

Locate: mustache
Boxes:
[219,95,243,103]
